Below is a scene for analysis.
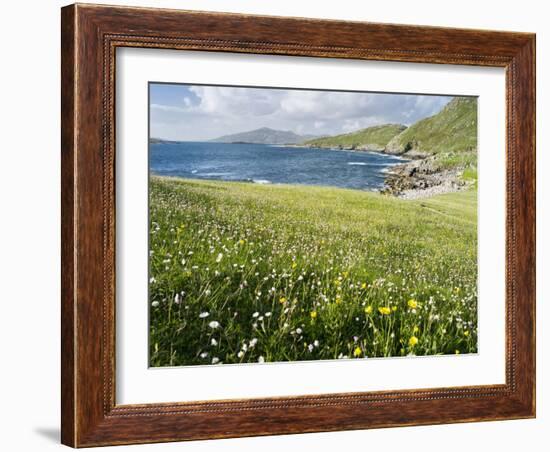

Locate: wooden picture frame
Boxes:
[61,3,535,447]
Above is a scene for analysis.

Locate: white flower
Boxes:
[211,338,218,346]
[205,289,211,296]
[265,312,272,317]
[199,312,210,318]
[208,321,220,329]
[174,294,180,304]
[313,340,320,347]
[252,312,260,318]
[200,352,209,359]
[216,253,223,263]
[211,357,220,364]
[308,344,314,352]
[258,356,265,363]
[151,301,160,308]
[249,338,258,347]
[149,277,156,284]
[237,351,244,358]
[296,328,303,335]
[181,258,186,265]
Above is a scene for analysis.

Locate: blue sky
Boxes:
[150,83,454,141]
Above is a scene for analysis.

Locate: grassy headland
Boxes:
[303,124,406,150]
[149,177,477,366]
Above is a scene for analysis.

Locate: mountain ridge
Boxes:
[210,127,319,145]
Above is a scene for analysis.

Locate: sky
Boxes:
[149,83,454,142]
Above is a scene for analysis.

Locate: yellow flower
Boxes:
[238,239,245,245]
[455,349,460,354]
[353,346,362,357]
[310,311,317,319]
[279,297,287,304]
[378,307,391,315]
[463,330,470,337]
[291,262,297,269]
[361,282,367,289]
[408,336,419,347]
[335,295,342,304]
[342,271,349,278]
[454,287,461,294]
[407,299,418,309]
[364,305,373,314]
[413,325,419,333]
[392,306,397,312]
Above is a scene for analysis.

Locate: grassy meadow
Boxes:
[149,177,478,367]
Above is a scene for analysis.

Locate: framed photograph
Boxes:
[61,4,536,447]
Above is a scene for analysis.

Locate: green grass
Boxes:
[303,124,406,149]
[149,177,478,366]
[386,97,477,155]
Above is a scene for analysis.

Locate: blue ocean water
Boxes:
[150,142,407,191]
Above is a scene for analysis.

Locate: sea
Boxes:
[150,141,407,191]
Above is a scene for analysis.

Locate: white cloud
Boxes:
[150,84,453,141]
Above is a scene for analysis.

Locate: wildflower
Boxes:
[455,350,460,354]
[313,340,320,347]
[237,351,244,358]
[361,282,367,289]
[211,338,218,346]
[353,347,362,357]
[335,295,342,304]
[413,325,420,333]
[252,312,259,318]
[392,306,397,312]
[464,330,470,337]
[258,356,265,363]
[279,297,287,304]
[205,289,211,296]
[308,344,314,352]
[211,357,220,364]
[208,321,220,329]
[199,312,210,318]
[409,336,419,347]
[295,328,303,335]
[215,253,223,263]
[249,338,258,347]
[364,305,373,314]
[407,299,418,309]
[200,352,209,359]
[149,277,156,284]
[292,262,297,269]
[310,311,317,319]
[151,301,160,308]
[265,312,272,317]
[378,307,391,315]
[239,239,245,245]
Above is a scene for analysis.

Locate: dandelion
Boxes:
[407,299,418,309]
[292,262,297,269]
[413,325,420,333]
[310,311,317,319]
[151,301,160,308]
[239,239,245,245]
[353,347,362,357]
[199,312,210,318]
[378,307,391,315]
[464,330,470,337]
[364,305,373,314]
[361,282,367,289]
[208,321,220,329]
[409,336,419,347]
[279,297,287,304]
[215,253,223,263]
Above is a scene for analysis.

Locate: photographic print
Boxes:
[148,83,478,367]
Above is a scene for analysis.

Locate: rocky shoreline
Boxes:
[380,155,473,200]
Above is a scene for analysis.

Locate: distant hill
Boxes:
[303,124,407,151]
[210,127,319,145]
[385,97,477,157]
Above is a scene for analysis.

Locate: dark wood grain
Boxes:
[61,3,536,447]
